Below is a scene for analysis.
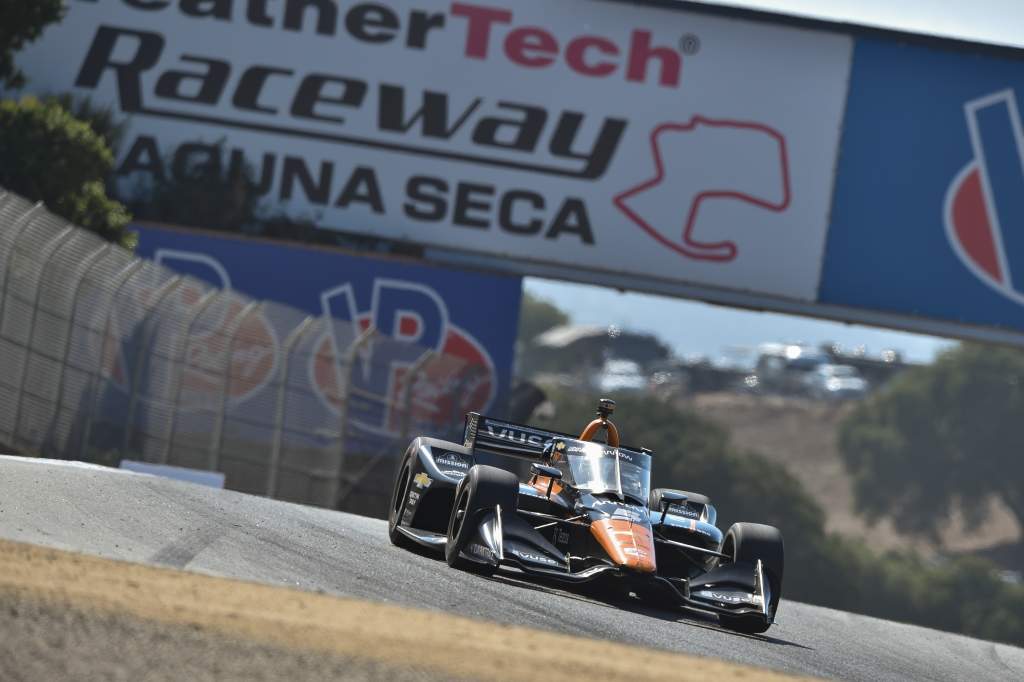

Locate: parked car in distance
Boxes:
[595,359,647,393]
[803,364,868,401]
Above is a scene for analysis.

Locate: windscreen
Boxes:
[555,440,651,504]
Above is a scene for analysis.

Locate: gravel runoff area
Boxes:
[0,540,807,682]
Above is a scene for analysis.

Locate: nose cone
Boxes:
[591,518,657,573]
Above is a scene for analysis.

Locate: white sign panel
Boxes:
[17,0,852,301]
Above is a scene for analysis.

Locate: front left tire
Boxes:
[445,465,518,575]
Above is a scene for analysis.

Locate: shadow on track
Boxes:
[486,568,814,651]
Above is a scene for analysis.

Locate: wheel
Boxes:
[387,457,416,549]
[445,465,518,575]
[717,522,784,634]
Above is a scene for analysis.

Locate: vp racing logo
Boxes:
[614,117,791,263]
[945,90,1024,304]
[313,279,496,437]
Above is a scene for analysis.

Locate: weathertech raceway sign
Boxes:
[18,0,853,303]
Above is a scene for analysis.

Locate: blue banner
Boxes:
[820,38,1024,332]
[133,225,522,427]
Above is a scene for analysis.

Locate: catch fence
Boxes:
[0,190,488,514]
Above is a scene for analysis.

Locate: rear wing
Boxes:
[463,412,652,461]
[463,413,574,460]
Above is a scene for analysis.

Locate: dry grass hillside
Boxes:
[685,392,1021,556]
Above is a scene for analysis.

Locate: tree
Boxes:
[0,1,63,89]
[517,292,570,346]
[839,343,1024,539]
[0,97,131,246]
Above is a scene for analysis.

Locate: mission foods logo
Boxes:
[945,89,1024,305]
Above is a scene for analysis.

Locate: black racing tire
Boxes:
[649,488,711,510]
[717,522,784,634]
[387,455,417,549]
[445,465,518,575]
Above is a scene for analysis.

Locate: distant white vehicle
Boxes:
[596,359,647,392]
[803,364,868,400]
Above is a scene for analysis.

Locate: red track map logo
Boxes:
[614,117,791,262]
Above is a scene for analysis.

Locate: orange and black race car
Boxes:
[387,398,784,634]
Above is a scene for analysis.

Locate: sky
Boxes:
[525,0,1024,365]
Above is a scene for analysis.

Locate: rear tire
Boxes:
[387,457,416,549]
[717,522,784,635]
[445,465,518,575]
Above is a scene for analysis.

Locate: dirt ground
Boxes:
[0,539,808,682]
[686,392,1021,555]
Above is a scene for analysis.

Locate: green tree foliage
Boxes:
[839,343,1024,539]
[517,292,570,345]
[0,97,131,246]
[0,1,63,89]
[129,140,261,233]
[46,93,129,153]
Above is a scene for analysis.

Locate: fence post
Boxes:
[0,202,44,327]
[399,350,435,445]
[160,288,222,464]
[266,315,315,498]
[329,324,376,509]
[43,243,113,455]
[78,260,145,458]
[120,275,185,456]
[9,226,78,449]
[207,301,261,471]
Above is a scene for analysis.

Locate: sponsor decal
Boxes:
[436,452,470,469]
[669,502,699,519]
[510,547,560,567]
[695,589,751,604]
[483,424,545,448]
[468,543,494,559]
[944,89,1024,306]
[413,472,432,488]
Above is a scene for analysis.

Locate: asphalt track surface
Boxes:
[1,456,1022,681]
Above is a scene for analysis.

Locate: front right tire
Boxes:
[717,522,784,634]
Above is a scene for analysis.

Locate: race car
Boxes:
[387,398,784,634]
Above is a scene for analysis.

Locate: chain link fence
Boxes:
[0,190,493,516]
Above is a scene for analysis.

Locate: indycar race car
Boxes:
[387,398,784,634]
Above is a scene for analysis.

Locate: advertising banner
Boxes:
[820,38,1024,335]
[132,224,522,437]
[18,0,853,302]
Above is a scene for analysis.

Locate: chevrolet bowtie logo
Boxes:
[413,473,432,489]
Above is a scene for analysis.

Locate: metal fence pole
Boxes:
[0,202,44,328]
[78,260,145,457]
[330,325,376,508]
[207,301,261,471]
[160,288,221,464]
[266,315,315,498]
[399,350,435,445]
[42,243,113,455]
[120,275,185,456]
[10,226,78,449]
